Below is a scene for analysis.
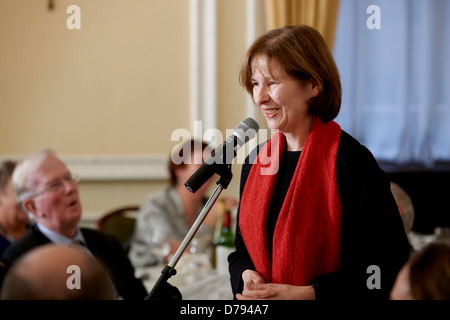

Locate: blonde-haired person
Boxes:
[390,182,415,235]
[228,25,410,300]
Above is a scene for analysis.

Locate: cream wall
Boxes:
[0,0,264,227]
[0,0,191,155]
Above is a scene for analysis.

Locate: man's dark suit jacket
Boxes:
[0,223,148,300]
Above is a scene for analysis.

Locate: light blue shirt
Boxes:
[36,223,88,250]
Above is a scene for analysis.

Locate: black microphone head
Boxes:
[233,117,260,147]
[185,117,259,193]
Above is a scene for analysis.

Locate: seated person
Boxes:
[128,139,237,268]
[0,160,30,258]
[0,149,148,300]
[1,243,116,300]
[390,241,450,300]
[390,182,415,236]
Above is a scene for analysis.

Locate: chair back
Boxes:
[97,205,139,252]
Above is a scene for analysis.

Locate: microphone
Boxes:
[185,117,260,193]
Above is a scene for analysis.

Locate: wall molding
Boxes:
[190,0,218,135]
[65,155,169,181]
[0,155,169,181]
[245,0,265,119]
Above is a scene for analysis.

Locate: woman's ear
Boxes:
[174,166,183,178]
[173,166,186,186]
[308,78,321,99]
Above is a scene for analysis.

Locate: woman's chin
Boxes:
[265,119,281,132]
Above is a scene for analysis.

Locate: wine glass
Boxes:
[151,235,171,265]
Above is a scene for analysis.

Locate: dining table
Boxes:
[135,251,234,300]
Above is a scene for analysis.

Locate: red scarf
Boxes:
[239,119,342,286]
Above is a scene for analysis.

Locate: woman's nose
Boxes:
[253,85,270,106]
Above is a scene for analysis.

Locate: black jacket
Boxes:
[228,130,411,300]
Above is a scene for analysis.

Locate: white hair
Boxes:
[12,149,57,206]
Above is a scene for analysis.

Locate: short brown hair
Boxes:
[409,241,450,300]
[0,160,17,194]
[168,139,210,187]
[239,25,342,123]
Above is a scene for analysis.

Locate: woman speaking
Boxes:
[228,25,410,300]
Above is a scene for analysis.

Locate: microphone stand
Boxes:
[145,164,233,300]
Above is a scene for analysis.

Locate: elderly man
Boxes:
[0,149,148,300]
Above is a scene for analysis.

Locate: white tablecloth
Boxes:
[135,253,234,300]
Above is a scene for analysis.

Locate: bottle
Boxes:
[210,199,225,270]
[215,208,235,275]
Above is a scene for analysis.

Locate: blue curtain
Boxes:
[333,0,450,166]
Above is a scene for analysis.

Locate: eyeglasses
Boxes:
[30,173,80,198]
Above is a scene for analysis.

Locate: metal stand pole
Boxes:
[145,166,232,300]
